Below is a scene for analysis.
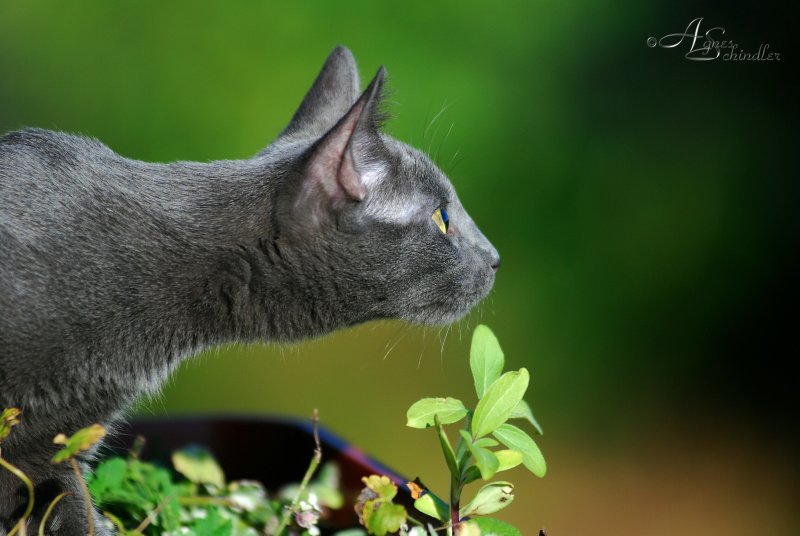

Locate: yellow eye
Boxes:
[432,207,449,234]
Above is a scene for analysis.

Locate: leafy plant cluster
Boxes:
[1,409,343,536]
[88,445,343,535]
[354,325,545,536]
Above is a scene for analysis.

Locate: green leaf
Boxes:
[471,517,523,536]
[509,400,544,435]
[357,477,407,536]
[51,424,106,463]
[228,480,268,512]
[172,446,225,488]
[495,449,524,471]
[88,457,127,496]
[461,481,514,517]
[493,423,547,477]
[413,493,448,522]
[473,437,499,449]
[0,408,20,442]
[367,501,407,536]
[361,475,398,502]
[461,465,482,486]
[406,397,468,429]
[189,507,233,535]
[279,462,344,509]
[458,521,483,536]
[434,415,460,477]
[460,430,499,480]
[471,369,529,438]
[470,325,505,399]
[454,411,473,465]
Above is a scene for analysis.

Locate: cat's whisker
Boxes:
[417,328,434,369]
[423,101,451,147]
[384,320,412,360]
[439,323,453,364]
[381,331,405,361]
[427,118,443,159]
[448,147,463,174]
[459,313,471,340]
[421,101,434,149]
[465,308,475,333]
[435,122,456,166]
[423,101,453,158]
[437,326,444,364]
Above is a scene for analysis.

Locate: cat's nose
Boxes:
[483,243,500,272]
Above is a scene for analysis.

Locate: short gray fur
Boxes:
[0,46,499,534]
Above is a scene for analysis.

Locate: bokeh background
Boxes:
[1,1,796,534]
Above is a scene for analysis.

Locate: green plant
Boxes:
[52,422,108,536]
[1,407,35,536]
[356,324,545,535]
[0,413,106,536]
[0,411,345,535]
[85,411,343,535]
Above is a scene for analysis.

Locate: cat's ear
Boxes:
[295,67,386,215]
[281,46,361,139]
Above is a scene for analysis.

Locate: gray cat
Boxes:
[0,46,499,534]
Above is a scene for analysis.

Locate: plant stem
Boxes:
[177,496,238,507]
[0,456,35,536]
[274,409,322,536]
[38,492,70,536]
[449,475,461,536]
[102,511,128,534]
[134,493,176,534]
[69,458,94,536]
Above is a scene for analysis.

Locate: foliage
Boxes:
[2,324,545,535]
[0,407,21,442]
[87,446,343,535]
[359,324,545,535]
[0,412,345,536]
[0,407,34,536]
[354,476,407,536]
[52,423,106,463]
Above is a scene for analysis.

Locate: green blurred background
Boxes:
[1,1,795,534]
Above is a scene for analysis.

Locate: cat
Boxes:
[0,46,499,534]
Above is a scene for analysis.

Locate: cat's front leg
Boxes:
[0,457,111,536]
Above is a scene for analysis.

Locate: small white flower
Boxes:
[295,509,320,530]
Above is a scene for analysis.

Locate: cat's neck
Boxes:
[138,145,357,349]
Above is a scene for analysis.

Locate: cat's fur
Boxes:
[0,47,499,534]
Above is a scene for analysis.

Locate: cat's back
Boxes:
[0,127,115,218]
[0,127,157,252]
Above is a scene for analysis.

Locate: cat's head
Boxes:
[267,46,498,329]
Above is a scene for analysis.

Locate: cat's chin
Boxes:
[399,293,492,327]
[400,307,478,328]
[400,273,497,326]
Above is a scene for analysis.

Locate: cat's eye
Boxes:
[432,207,449,234]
